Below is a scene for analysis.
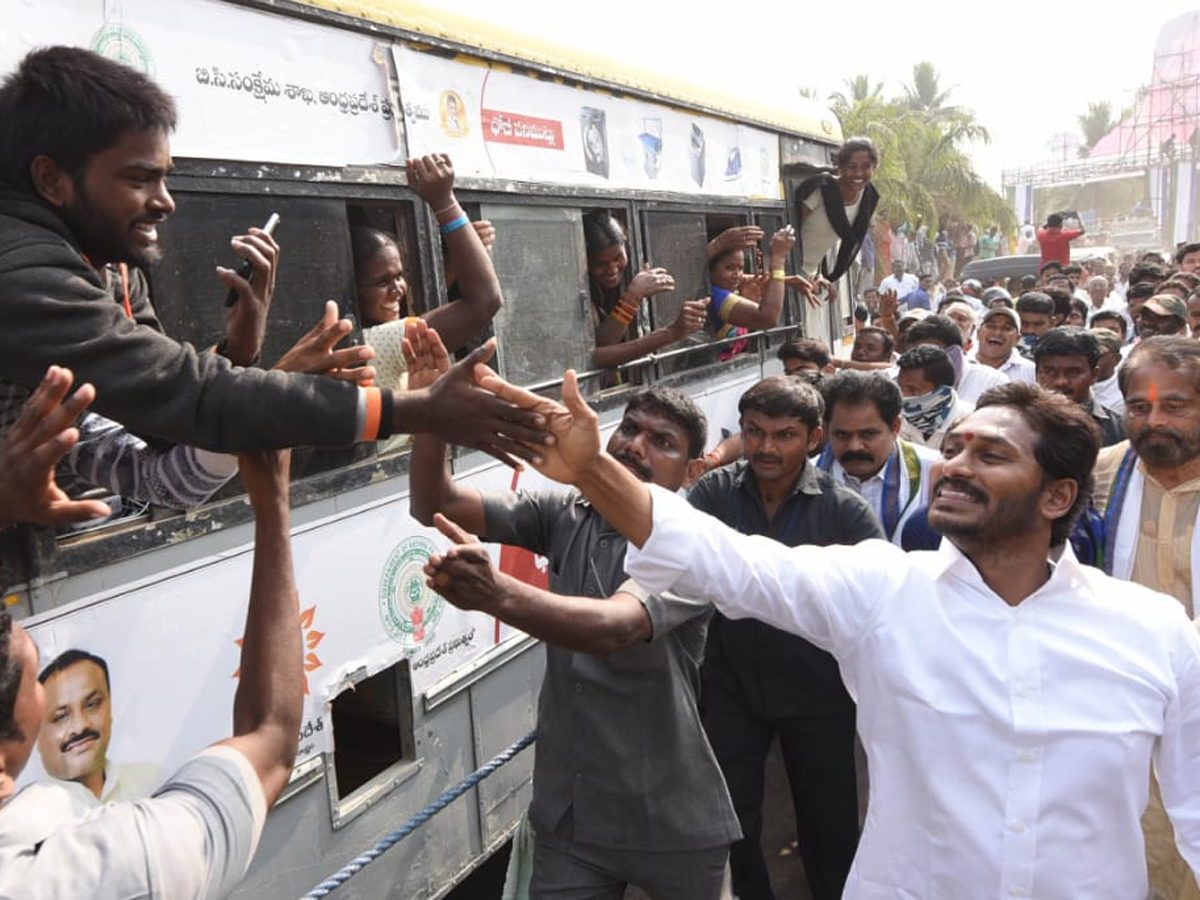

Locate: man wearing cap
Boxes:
[959,279,986,311]
[1138,295,1189,338]
[971,307,1035,382]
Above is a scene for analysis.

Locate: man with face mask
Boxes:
[894,346,974,450]
[901,315,1008,404]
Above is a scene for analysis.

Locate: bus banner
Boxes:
[393,45,782,199]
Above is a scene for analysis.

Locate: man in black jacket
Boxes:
[0,47,544,460]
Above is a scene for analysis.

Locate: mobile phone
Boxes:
[224,213,281,307]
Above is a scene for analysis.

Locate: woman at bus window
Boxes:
[584,212,708,370]
[795,136,880,303]
[706,225,797,349]
[353,153,502,395]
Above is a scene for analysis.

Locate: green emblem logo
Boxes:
[89,23,154,77]
[379,535,444,651]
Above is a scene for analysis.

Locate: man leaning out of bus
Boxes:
[0,366,304,897]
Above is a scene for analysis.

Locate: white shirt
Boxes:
[827,441,939,545]
[1094,371,1125,414]
[956,359,1009,404]
[878,273,919,300]
[969,347,1036,384]
[626,486,1200,900]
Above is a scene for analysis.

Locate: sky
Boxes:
[430,0,1199,190]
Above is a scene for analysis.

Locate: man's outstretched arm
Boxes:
[425,514,652,655]
[473,367,652,546]
[0,366,111,527]
[215,449,302,808]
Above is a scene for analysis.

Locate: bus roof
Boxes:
[295,0,843,144]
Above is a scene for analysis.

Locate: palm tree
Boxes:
[904,62,953,114]
[829,74,883,117]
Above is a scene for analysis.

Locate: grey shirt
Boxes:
[0,746,265,900]
[481,488,741,851]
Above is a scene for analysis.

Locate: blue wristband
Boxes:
[439,213,470,235]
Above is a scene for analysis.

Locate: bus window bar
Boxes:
[298,729,537,899]
[519,324,800,395]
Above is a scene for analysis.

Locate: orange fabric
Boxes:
[118,262,133,318]
[361,386,382,441]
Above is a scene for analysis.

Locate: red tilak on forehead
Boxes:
[963,431,976,442]
[1147,381,1160,403]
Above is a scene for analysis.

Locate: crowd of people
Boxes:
[5,42,1200,900]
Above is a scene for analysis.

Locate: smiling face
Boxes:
[605,406,692,491]
[710,250,745,293]
[37,659,112,795]
[589,241,628,293]
[928,406,1050,546]
[356,242,408,326]
[836,150,876,195]
[51,128,176,269]
[976,315,1020,365]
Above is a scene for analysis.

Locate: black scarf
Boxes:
[795,173,879,281]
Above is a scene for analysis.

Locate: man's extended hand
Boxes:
[273,301,376,384]
[472,368,601,486]
[423,513,505,612]
[218,225,280,367]
[0,367,112,527]
[411,339,550,468]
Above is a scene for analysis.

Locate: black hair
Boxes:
[854,326,895,357]
[1032,326,1101,368]
[1043,287,1073,322]
[1046,213,1064,229]
[1089,309,1128,338]
[1038,261,1064,277]
[1068,296,1090,322]
[1129,261,1167,286]
[1174,242,1200,265]
[854,304,870,324]
[821,371,902,425]
[974,382,1099,546]
[1016,291,1054,316]
[582,211,628,260]
[738,375,824,432]
[834,136,880,167]
[624,386,708,459]
[38,648,111,689]
[0,611,23,743]
[350,226,401,270]
[777,338,831,370]
[0,46,177,193]
[1119,335,1200,399]
[1126,281,1159,303]
[897,344,956,388]
[904,315,963,349]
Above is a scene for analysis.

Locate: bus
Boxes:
[1,2,843,896]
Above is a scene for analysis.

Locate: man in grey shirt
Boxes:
[409,323,739,899]
[0,366,304,898]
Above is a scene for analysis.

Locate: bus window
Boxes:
[328,659,418,828]
[479,204,591,387]
[639,210,711,375]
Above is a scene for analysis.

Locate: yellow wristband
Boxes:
[771,269,786,281]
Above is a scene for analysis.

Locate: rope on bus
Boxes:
[299,730,537,899]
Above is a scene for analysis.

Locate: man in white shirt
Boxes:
[815,371,938,544]
[971,307,1036,382]
[903,314,1008,404]
[878,259,919,306]
[459,371,1200,900]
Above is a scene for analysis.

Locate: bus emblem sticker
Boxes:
[89,24,155,77]
[379,536,444,650]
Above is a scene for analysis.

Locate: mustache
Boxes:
[1131,426,1185,443]
[932,476,987,504]
[838,451,875,464]
[60,729,102,754]
[751,454,783,466]
[611,451,653,481]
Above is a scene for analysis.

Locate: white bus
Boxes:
[1,2,843,896]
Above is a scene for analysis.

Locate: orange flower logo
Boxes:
[233,604,325,695]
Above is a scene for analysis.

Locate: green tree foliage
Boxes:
[831,62,1013,232]
[1077,101,1116,157]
